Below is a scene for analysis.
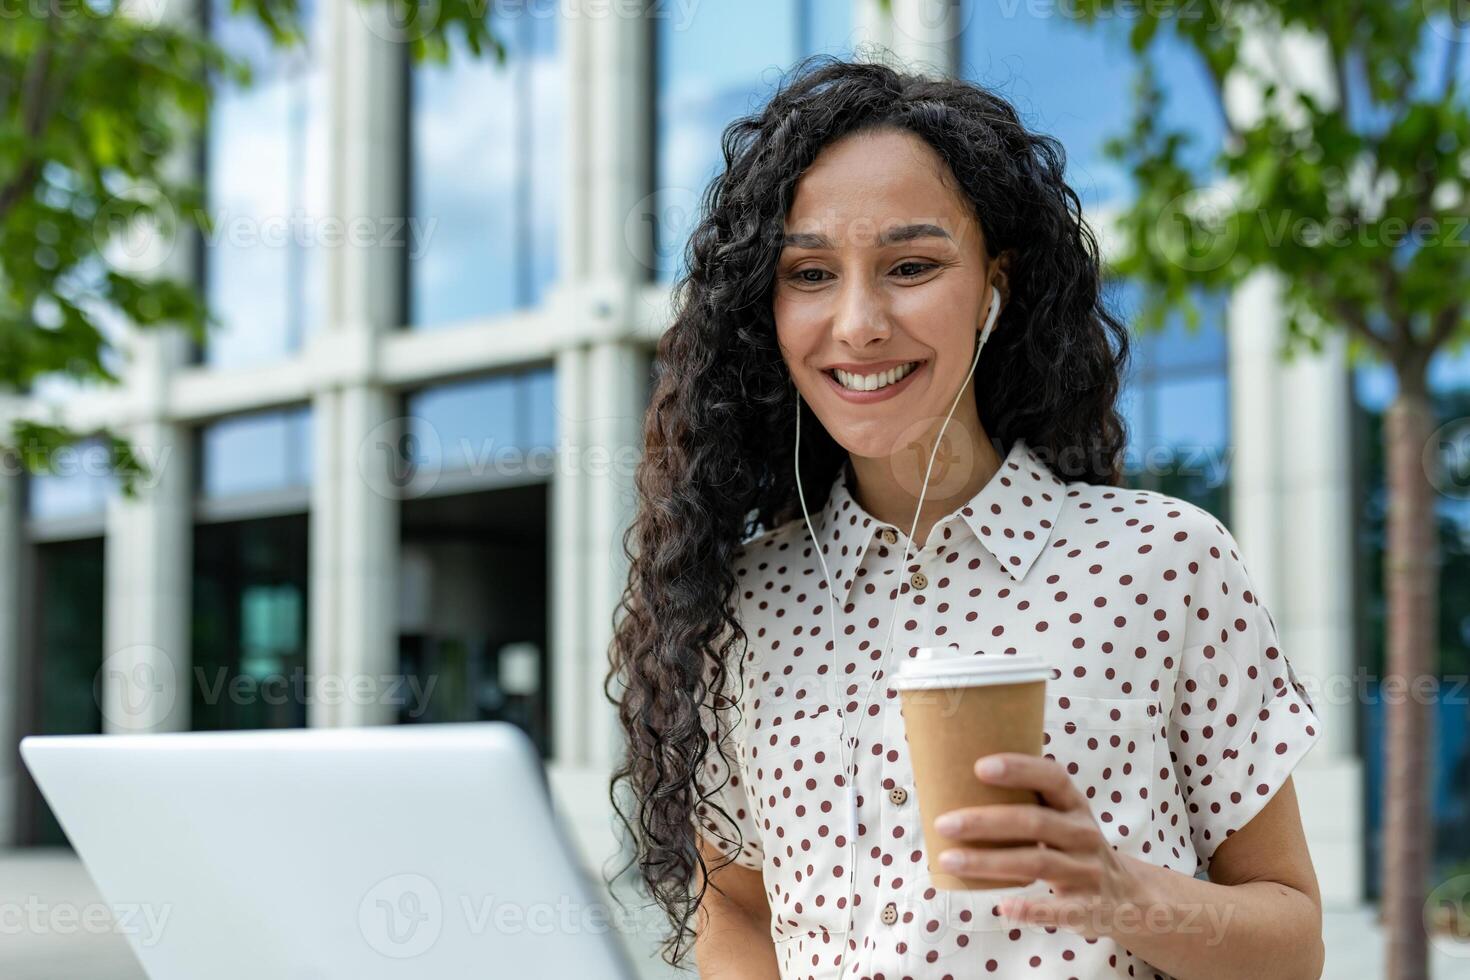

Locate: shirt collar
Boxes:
[812,438,1067,604]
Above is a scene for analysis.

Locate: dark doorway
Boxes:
[398,483,551,757]
[19,538,105,846]
[192,513,310,730]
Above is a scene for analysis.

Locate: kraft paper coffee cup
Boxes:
[895,646,1050,891]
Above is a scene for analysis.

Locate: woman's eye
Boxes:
[893,261,937,278]
[785,263,935,285]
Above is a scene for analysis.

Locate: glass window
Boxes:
[202,0,329,367]
[1108,278,1231,519]
[25,438,118,521]
[198,407,313,498]
[1151,374,1229,450]
[192,514,310,730]
[958,1,1224,211]
[409,2,561,329]
[404,365,557,479]
[654,0,855,282]
[1115,284,1229,374]
[523,364,558,450]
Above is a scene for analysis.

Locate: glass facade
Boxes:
[392,369,558,753]
[403,366,557,478]
[952,4,1235,519]
[1355,349,1470,895]
[25,438,117,522]
[654,0,856,282]
[202,0,329,367]
[2,6,1396,924]
[408,1,561,328]
[958,0,1224,211]
[192,409,313,730]
[197,407,313,498]
[1107,279,1231,519]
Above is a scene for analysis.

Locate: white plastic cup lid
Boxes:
[892,644,1050,689]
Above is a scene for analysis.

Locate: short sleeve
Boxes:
[1166,511,1322,874]
[690,636,764,871]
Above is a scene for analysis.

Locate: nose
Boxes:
[830,271,892,350]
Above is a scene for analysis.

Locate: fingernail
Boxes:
[939,850,964,870]
[976,756,1005,779]
[935,813,960,834]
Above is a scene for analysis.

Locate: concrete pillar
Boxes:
[1279,331,1358,759]
[0,463,21,843]
[561,4,594,286]
[586,0,651,284]
[853,0,895,59]
[1277,333,1364,907]
[309,385,400,727]
[548,7,595,766]
[582,342,648,770]
[1225,20,1364,906]
[551,344,590,765]
[99,0,199,735]
[1229,279,1364,909]
[1227,271,1285,608]
[568,3,653,770]
[101,412,194,735]
[890,0,960,75]
[307,0,403,727]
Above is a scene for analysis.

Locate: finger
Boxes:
[974,752,1086,811]
[937,843,1097,893]
[934,803,1104,853]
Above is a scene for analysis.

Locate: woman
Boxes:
[607,55,1324,980]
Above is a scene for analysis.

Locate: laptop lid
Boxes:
[20,722,638,980]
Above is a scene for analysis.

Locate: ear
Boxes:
[991,250,1013,307]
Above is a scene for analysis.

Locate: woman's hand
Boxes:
[932,752,1157,940]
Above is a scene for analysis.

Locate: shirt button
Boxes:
[888,786,908,805]
[909,571,928,590]
[880,528,898,545]
[881,901,898,925]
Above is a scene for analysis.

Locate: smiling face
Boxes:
[773,126,1007,466]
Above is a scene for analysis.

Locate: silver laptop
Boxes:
[20,722,639,980]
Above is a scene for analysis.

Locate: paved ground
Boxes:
[2,849,1467,978]
[0,850,147,980]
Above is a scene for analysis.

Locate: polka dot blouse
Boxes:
[692,438,1322,979]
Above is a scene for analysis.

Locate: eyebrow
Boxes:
[780,223,954,250]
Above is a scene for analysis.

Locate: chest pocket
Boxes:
[1042,692,1160,853]
[936,692,1162,934]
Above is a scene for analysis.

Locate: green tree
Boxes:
[0,0,504,488]
[1357,389,1470,893]
[1069,3,1469,977]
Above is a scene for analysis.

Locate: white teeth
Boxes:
[833,361,920,392]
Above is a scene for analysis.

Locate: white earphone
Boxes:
[792,284,1003,973]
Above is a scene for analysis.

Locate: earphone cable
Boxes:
[791,288,1001,975]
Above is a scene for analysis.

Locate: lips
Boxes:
[822,359,928,403]
[829,360,922,392]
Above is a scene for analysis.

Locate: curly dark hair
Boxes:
[603,53,1131,969]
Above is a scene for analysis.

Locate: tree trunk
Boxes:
[1383,370,1438,980]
